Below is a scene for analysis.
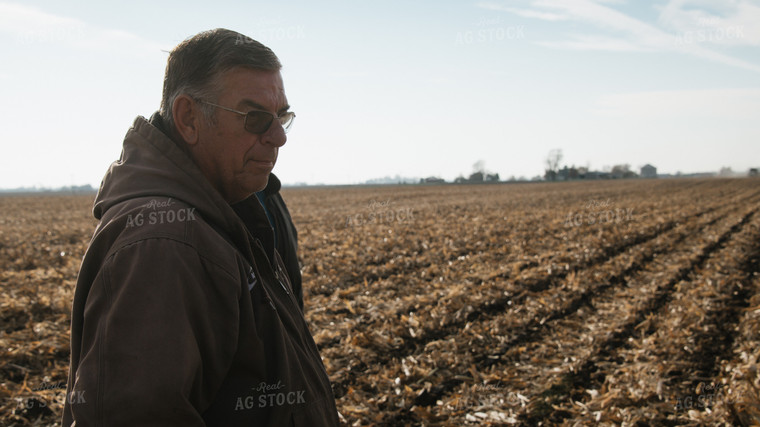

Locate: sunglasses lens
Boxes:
[244,111,295,134]
[279,112,295,133]
[245,112,274,134]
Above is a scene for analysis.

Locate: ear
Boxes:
[172,95,202,145]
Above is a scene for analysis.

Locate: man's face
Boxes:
[193,67,289,203]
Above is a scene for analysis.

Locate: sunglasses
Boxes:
[199,100,295,134]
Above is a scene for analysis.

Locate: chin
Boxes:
[224,177,269,204]
[247,176,270,194]
[256,175,270,191]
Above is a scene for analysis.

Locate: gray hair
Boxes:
[160,28,282,131]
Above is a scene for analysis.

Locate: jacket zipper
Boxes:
[255,243,333,398]
[253,239,301,310]
[275,269,290,295]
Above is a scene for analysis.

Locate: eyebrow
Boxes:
[240,99,291,114]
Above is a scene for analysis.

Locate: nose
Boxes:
[261,120,287,147]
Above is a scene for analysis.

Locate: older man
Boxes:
[63,29,338,426]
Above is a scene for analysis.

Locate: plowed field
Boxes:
[2,178,759,426]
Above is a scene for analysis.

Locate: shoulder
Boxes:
[94,197,241,278]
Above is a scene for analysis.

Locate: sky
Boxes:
[1,0,758,188]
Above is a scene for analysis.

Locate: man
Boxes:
[63,29,338,426]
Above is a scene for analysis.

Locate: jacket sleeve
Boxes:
[68,237,242,426]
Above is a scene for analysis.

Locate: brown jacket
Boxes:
[63,114,338,426]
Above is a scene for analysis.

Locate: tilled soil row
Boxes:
[517,202,760,425]
[580,209,760,426]
[371,188,759,425]
[310,181,746,306]
[692,232,760,425]
[311,184,759,350]
[329,189,760,424]
[314,189,739,361]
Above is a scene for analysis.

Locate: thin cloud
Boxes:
[658,0,760,47]
[0,2,167,54]
[480,0,760,72]
[478,2,568,21]
[537,34,652,52]
[0,2,84,43]
[594,88,760,119]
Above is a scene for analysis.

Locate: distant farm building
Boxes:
[641,164,657,178]
[469,172,484,182]
[557,166,580,181]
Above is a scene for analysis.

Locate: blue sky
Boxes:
[1,0,758,187]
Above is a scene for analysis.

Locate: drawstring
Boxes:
[248,264,277,312]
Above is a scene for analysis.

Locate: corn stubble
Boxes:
[1,179,759,426]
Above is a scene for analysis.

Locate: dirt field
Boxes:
[2,178,759,426]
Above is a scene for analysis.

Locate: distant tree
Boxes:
[611,164,634,179]
[545,149,562,181]
[473,160,486,175]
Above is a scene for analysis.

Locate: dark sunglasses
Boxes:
[199,100,295,134]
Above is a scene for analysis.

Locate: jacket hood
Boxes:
[93,113,267,260]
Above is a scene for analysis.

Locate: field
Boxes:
[1,178,759,426]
